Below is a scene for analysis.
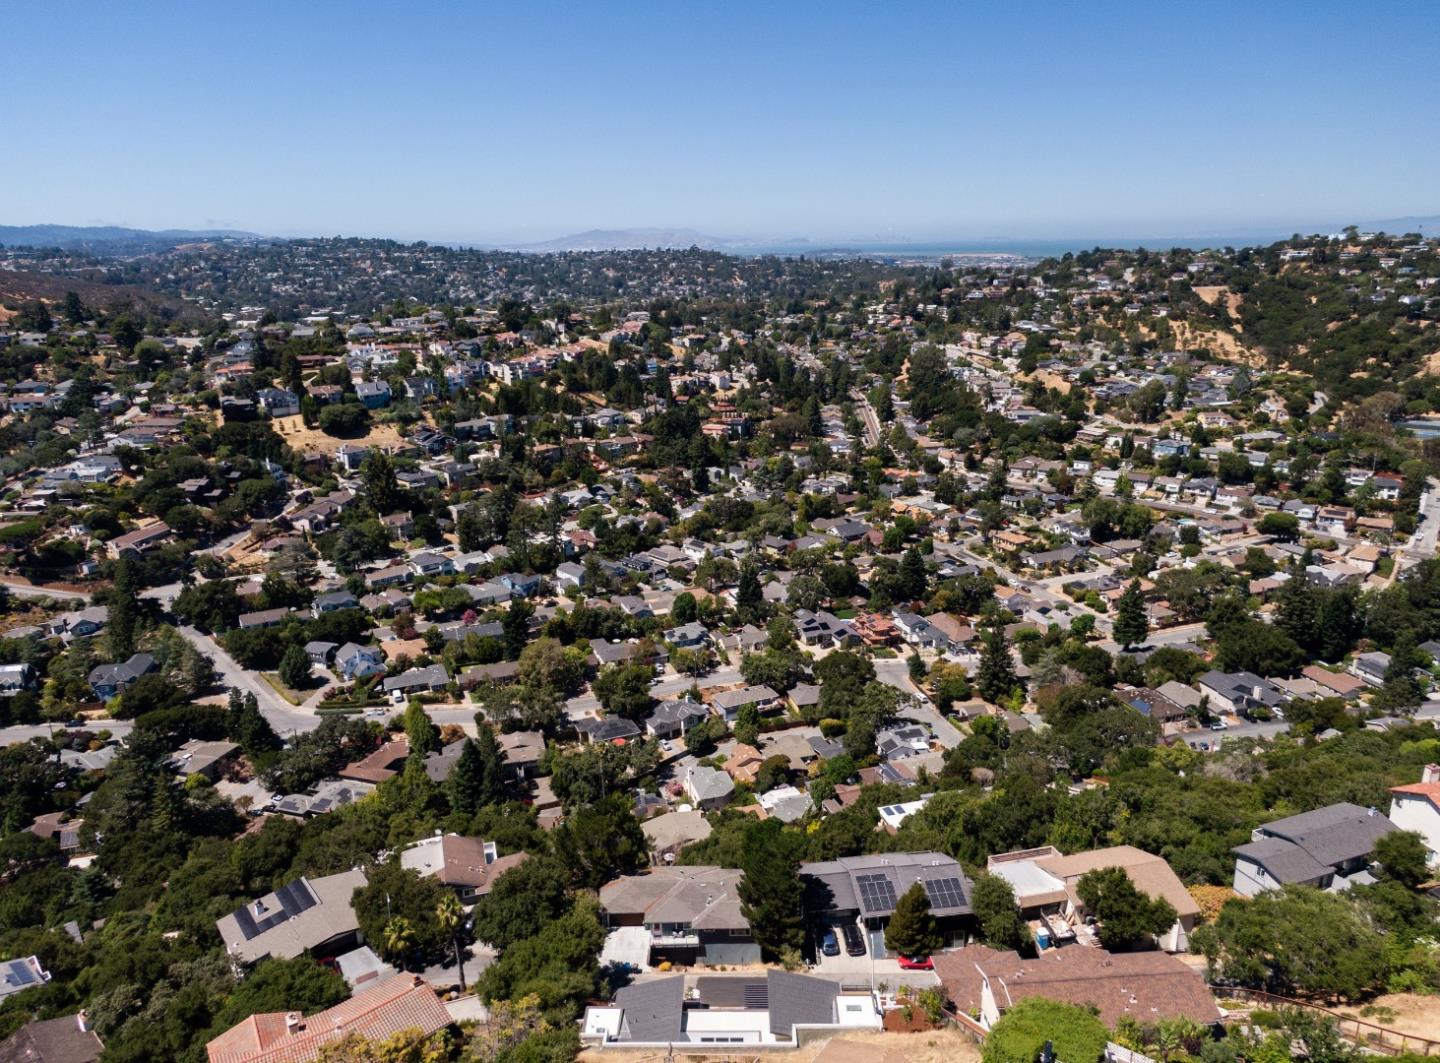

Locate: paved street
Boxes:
[176,624,322,736]
[0,580,88,602]
[0,719,135,744]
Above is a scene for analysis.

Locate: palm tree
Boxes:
[435,892,468,991]
[383,916,415,968]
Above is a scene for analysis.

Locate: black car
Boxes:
[841,923,865,957]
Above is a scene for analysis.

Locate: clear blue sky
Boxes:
[3,1,1437,244]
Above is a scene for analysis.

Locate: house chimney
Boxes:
[76,1011,90,1033]
[285,1012,302,1033]
[1423,764,1440,785]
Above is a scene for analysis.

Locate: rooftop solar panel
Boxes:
[923,876,967,909]
[855,873,897,912]
[4,962,37,987]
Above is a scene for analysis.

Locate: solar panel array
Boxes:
[231,879,319,941]
[855,873,897,912]
[3,961,38,988]
[923,877,967,910]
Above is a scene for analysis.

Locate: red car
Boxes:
[897,954,933,970]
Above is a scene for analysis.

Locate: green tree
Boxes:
[226,689,280,755]
[884,881,943,958]
[1375,830,1430,890]
[738,819,804,960]
[976,626,1019,705]
[1113,579,1149,650]
[592,662,654,721]
[1258,511,1301,541]
[472,856,568,951]
[983,998,1108,1063]
[402,700,439,755]
[1193,886,1386,1000]
[361,451,403,517]
[352,863,451,963]
[670,592,698,625]
[899,546,927,601]
[435,891,469,991]
[552,794,648,890]
[108,556,141,659]
[736,562,764,621]
[1075,866,1177,950]
[449,733,502,813]
[970,873,1030,951]
[278,643,311,690]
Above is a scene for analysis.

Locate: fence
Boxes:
[1213,985,1440,1057]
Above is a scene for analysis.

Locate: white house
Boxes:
[1389,765,1440,863]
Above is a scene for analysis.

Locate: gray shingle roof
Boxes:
[767,970,838,1038]
[615,975,683,1042]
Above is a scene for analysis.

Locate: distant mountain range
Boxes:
[3,215,1436,260]
[504,228,753,252]
[0,224,261,253]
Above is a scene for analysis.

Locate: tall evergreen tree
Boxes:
[976,626,1019,705]
[736,563,763,620]
[403,701,440,755]
[278,644,311,690]
[1275,568,1319,653]
[502,597,533,660]
[227,690,281,755]
[1113,579,1149,650]
[737,819,804,961]
[884,882,942,958]
[899,546,927,601]
[108,557,141,660]
[450,727,503,814]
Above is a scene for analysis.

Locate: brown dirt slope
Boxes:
[0,268,188,317]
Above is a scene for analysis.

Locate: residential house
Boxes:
[599,866,758,966]
[399,834,527,903]
[334,643,385,680]
[204,974,450,1063]
[1232,803,1398,896]
[311,590,358,616]
[683,765,734,811]
[1349,651,1391,688]
[87,653,156,700]
[711,685,780,723]
[1197,670,1286,717]
[105,522,173,559]
[583,970,879,1047]
[988,845,1199,953]
[645,698,711,740]
[0,1014,102,1063]
[799,852,973,952]
[0,958,50,1003]
[381,664,450,696]
[1386,763,1440,865]
[935,945,1219,1032]
[722,743,766,785]
[216,869,368,964]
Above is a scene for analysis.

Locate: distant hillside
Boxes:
[512,228,733,252]
[0,224,261,254]
[1356,215,1440,235]
[0,268,190,318]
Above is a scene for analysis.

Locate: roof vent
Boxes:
[285,1013,302,1032]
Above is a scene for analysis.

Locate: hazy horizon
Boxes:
[3,2,1437,244]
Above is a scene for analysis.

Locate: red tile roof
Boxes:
[206,975,450,1063]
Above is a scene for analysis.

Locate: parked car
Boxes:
[897,954,933,970]
[819,928,840,957]
[841,923,865,956]
[1209,720,1228,731]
